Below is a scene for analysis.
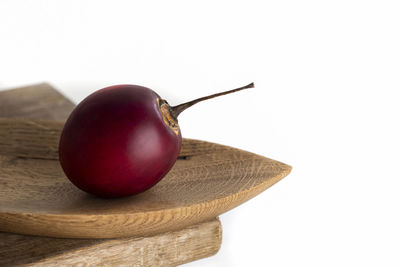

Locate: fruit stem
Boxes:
[171,82,255,119]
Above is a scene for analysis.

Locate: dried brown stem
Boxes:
[171,82,254,119]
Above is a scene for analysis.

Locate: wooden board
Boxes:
[0,83,222,266]
[0,83,75,121]
[0,84,291,239]
[0,219,221,266]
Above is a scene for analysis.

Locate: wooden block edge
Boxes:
[1,218,222,267]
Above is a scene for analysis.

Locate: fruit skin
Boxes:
[59,85,182,198]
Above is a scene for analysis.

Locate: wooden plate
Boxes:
[0,84,291,239]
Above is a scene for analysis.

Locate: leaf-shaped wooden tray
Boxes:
[0,84,291,239]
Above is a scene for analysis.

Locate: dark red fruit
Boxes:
[59,83,254,198]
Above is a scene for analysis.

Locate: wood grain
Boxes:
[0,83,75,121]
[0,219,221,267]
[0,84,291,239]
[0,118,62,160]
[0,83,222,266]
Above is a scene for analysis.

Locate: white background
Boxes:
[1,1,400,266]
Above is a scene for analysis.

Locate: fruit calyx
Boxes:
[157,98,180,135]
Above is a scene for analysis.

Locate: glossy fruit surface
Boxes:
[59,82,253,198]
[59,85,182,197]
